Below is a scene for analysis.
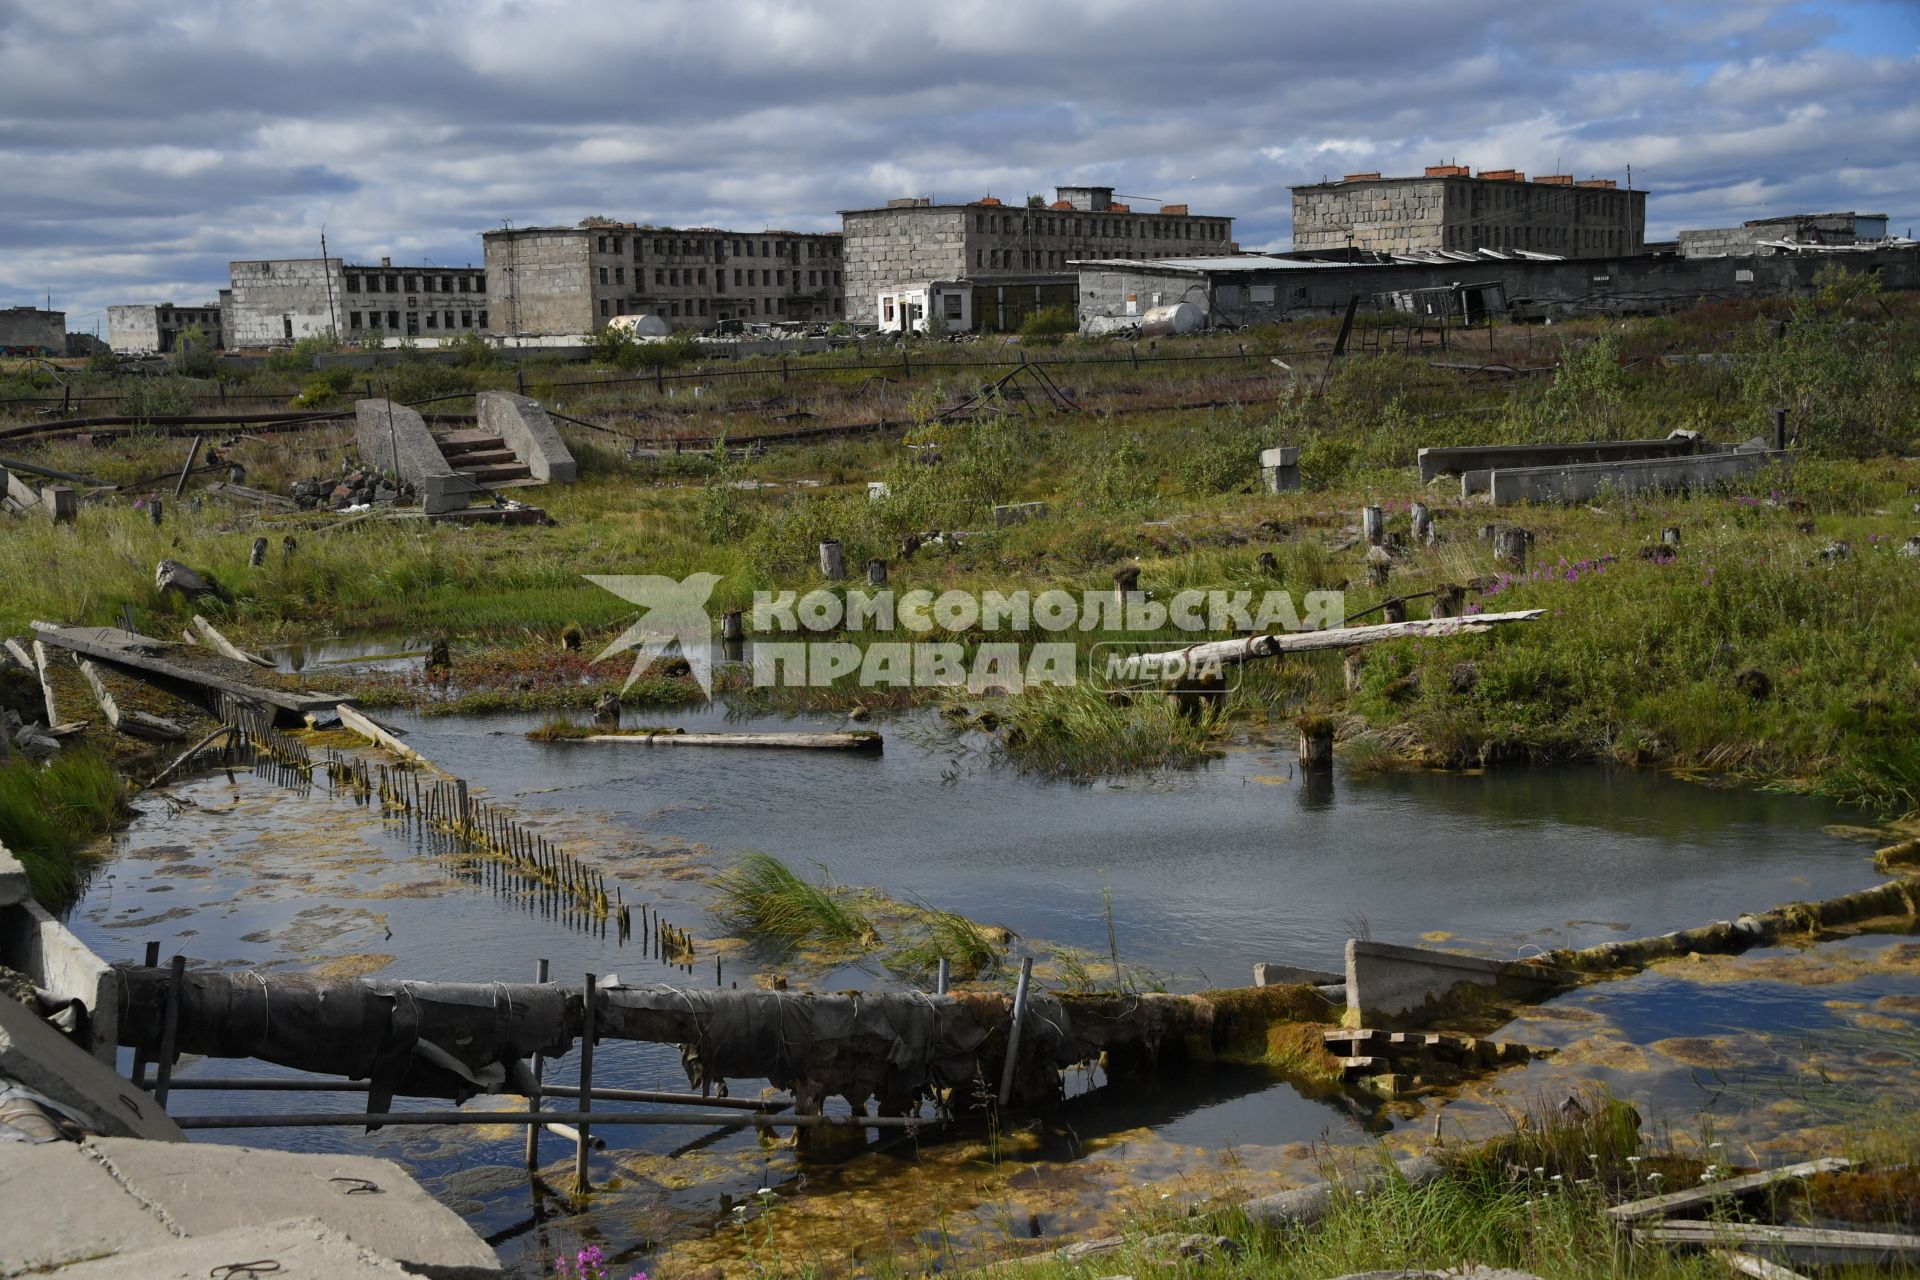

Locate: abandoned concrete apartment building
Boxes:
[482,224,845,335]
[223,257,490,347]
[1292,165,1646,259]
[843,185,1235,332]
[106,302,224,354]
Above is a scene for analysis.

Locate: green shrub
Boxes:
[1018,305,1077,338]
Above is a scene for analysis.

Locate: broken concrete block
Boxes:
[1,897,119,1061]
[86,1138,505,1278]
[354,399,457,489]
[0,989,184,1141]
[0,845,26,906]
[1345,938,1570,1025]
[0,1143,176,1272]
[477,390,577,484]
[1254,961,1343,987]
[1259,446,1300,493]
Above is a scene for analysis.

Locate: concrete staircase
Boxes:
[435,427,540,490]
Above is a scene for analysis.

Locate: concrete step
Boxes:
[446,447,519,467]
[455,462,533,483]
[437,428,507,452]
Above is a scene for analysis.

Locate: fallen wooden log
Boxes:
[1607,1157,1849,1225]
[29,639,59,725]
[75,659,187,740]
[1714,1250,1811,1280]
[203,480,302,511]
[556,729,883,752]
[1129,610,1544,670]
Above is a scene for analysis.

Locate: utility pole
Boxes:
[320,227,340,340]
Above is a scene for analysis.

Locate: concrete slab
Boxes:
[1254,961,1344,987]
[0,897,118,1061]
[477,390,577,484]
[0,843,26,907]
[0,979,181,1141]
[0,1143,176,1272]
[54,1216,414,1279]
[1346,939,1570,1025]
[1486,449,1790,506]
[1259,446,1300,493]
[86,1138,503,1278]
[1419,437,1695,482]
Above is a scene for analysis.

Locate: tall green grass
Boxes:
[709,852,875,948]
[0,749,125,907]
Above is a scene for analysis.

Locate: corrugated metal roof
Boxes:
[1070,255,1356,272]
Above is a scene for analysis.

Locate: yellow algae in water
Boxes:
[1651,1036,1740,1068]
[310,952,396,979]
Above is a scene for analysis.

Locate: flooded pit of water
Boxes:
[65,706,1910,1275]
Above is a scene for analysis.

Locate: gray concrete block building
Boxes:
[841,185,1235,331]
[1677,211,1893,258]
[0,306,65,356]
[1291,166,1645,259]
[106,302,223,354]
[226,257,489,347]
[483,223,844,336]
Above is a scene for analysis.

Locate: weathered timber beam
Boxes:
[1135,610,1545,669]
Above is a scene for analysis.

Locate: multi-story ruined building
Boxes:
[225,257,489,347]
[1291,166,1645,259]
[482,224,845,336]
[106,302,224,354]
[841,185,1235,331]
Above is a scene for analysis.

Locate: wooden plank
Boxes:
[75,659,186,741]
[1635,1222,1920,1265]
[189,615,273,668]
[3,638,34,674]
[5,470,41,511]
[568,730,882,752]
[1713,1250,1810,1280]
[30,640,59,726]
[204,481,300,512]
[171,436,204,498]
[337,704,449,775]
[30,622,343,718]
[1608,1157,1849,1225]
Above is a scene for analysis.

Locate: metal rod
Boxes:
[154,955,186,1108]
[935,957,950,996]
[997,956,1033,1109]
[145,1079,790,1111]
[576,971,595,1191]
[171,1110,939,1131]
[129,941,160,1085]
[525,958,548,1169]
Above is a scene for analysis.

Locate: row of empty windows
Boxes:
[346,309,487,330]
[345,272,483,295]
[971,213,1229,241]
[597,295,847,319]
[593,233,841,261]
[1445,224,1631,252]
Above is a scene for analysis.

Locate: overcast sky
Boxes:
[3,0,1916,333]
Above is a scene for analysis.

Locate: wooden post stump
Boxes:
[1493,527,1529,570]
[819,539,846,581]
[1410,502,1432,545]
[1298,720,1334,771]
[250,538,268,567]
[866,558,888,586]
[1362,505,1385,546]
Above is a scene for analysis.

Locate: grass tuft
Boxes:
[0,749,126,908]
[709,851,876,948]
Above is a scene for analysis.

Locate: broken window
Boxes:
[669,269,679,285]
[458,277,469,293]
[612,237,623,254]
[405,275,418,291]
[597,235,608,252]
[386,275,398,291]
[441,275,452,291]
[426,312,438,328]
[370,312,383,328]
[734,268,743,285]
[387,310,399,328]
[348,311,362,329]
[423,276,434,293]
[616,298,626,314]
[444,310,454,327]
[614,267,625,284]
[698,299,708,315]
[599,267,609,284]
[697,268,706,284]
[670,300,679,316]
[599,300,609,316]
[655,269,665,285]
[346,275,361,292]
[477,310,487,327]
[461,310,472,327]
[777,269,785,285]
